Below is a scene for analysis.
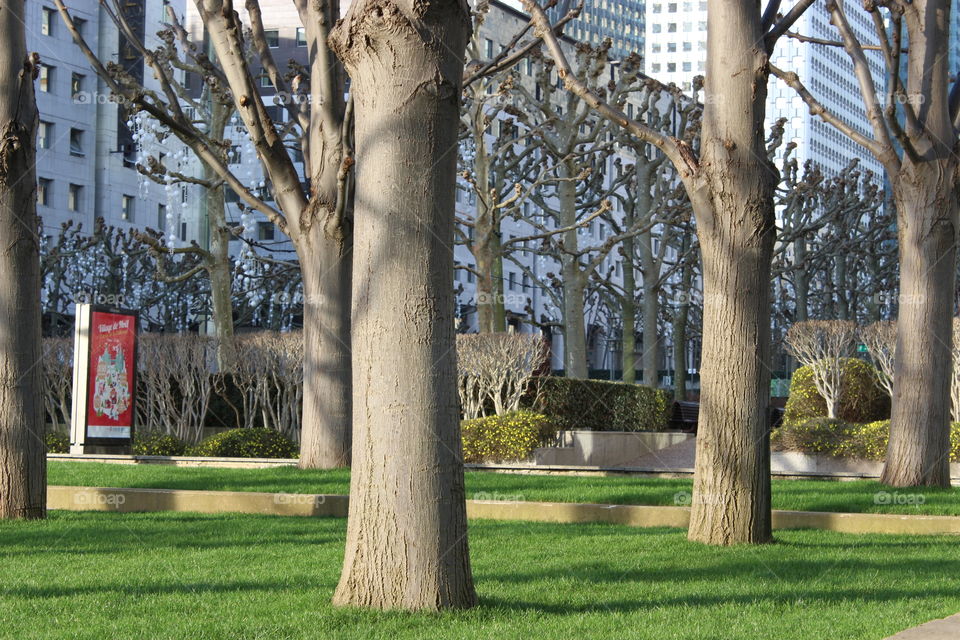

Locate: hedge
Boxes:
[783,359,888,428]
[528,377,671,432]
[133,431,188,457]
[461,410,555,463]
[189,428,298,458]
[773,418,960,462]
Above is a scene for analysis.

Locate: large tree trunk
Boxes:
[0,2,46,520]
[298,223,352,468]
[687,0,774,545]
[330,0,475,610]
[882,165,956,487]
[203,100,236,371]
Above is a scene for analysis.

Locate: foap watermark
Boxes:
[472,491,525,503]
[673,491,728,506]
[73,290,127,307]
[874,491,926,506]
[274,494,327,506]
[74,492,126,507]
[475,292,527,306]
[873,292,925,307]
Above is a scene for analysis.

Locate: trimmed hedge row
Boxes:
[529,377,671,432]
[461,410,555,463]
[773,418,960,462]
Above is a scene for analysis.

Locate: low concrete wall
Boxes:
[534,431,693,467]
[48,453,298,469]
[49,486,960,535]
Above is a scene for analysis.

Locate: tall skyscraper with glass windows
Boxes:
[547,0,645,59]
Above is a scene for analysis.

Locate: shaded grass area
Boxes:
[48,462,960,515]
[0,511,958,639]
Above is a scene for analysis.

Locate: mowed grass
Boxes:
[48,461,960,515]
[1,511,959,640]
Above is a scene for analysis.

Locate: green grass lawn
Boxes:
[48,461,960,515]
[0,511,957,639]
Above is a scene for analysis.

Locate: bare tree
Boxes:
[771,0,959,487]
[785,320,858,418]
[951,319,960,424]
[328,0,476,610]
[457,332,545,418]
[861,321,896,397]
[57,0,353,468]
[527,0,819,544]
[0,0,45,519]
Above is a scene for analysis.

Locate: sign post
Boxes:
[70,304,139,455]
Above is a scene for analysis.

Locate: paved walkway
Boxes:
[883,614,960,639]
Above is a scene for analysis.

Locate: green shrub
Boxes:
[133,431,188,457]
[783,359,888,428]
[461,410,555,463]
[190,428,298,459]
[45,431,69,454]
[530,377,671,432]
[773,418,960,462]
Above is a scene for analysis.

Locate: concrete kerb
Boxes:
[48,486,960,535]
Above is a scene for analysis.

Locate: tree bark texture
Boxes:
[687,0,775,545]
[330,0,476,610]
[0,0,46,520]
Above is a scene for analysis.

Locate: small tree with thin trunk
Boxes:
[0,0,45,519]
[785,320,859,419]
[457,332,546,418]
[951,319,960,424]
[861,321,896,397]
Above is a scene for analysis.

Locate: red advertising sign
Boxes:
[84,309,137,439]
[70,304,139,451]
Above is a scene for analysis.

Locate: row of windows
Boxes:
[262,28,308,48]
[650,2,707,13]
[38,121,87,157]
[36,64,87,98]
[40,6,87,38]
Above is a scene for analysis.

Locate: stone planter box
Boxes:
[534,430,693,468]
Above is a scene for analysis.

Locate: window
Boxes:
[264,29,279,48]
[121,195,135,221]
[257,221,275,241]
[39,65,53,93]
[68,184,82,212]
[180,222,187,242]
[296,27,306,46]
[74,18,86,37]
[228,145,242,164]
[157,204,166,230]
[259,73,272,88]
[682,61,692,72]
[41,7,55,35]
[71,73,85,99]
[667,42,676,52]
[69,128,84,156]
[37,178,52,206]
[38,121,52,149]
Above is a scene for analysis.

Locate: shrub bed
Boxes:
[133,431,188,457]
[529,377,670,432]
[461,410,555,463]
[45,431,69,454]
[190,428,298,459]
[782,359,888,428]
[773,418,960,462]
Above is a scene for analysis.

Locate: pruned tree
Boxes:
[861,321,896,397]
[57,0,353,468]
[952,319,960,424]
[527,0,819,544]
[0,0,45,519]
[785,320,858,418]
[771,0,959,487]
[457,332,546,418]
[327,0,476,610]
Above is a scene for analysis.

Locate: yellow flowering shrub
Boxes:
[773,418,960,462]
[461,410,555,463]
[783,359,888,428]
